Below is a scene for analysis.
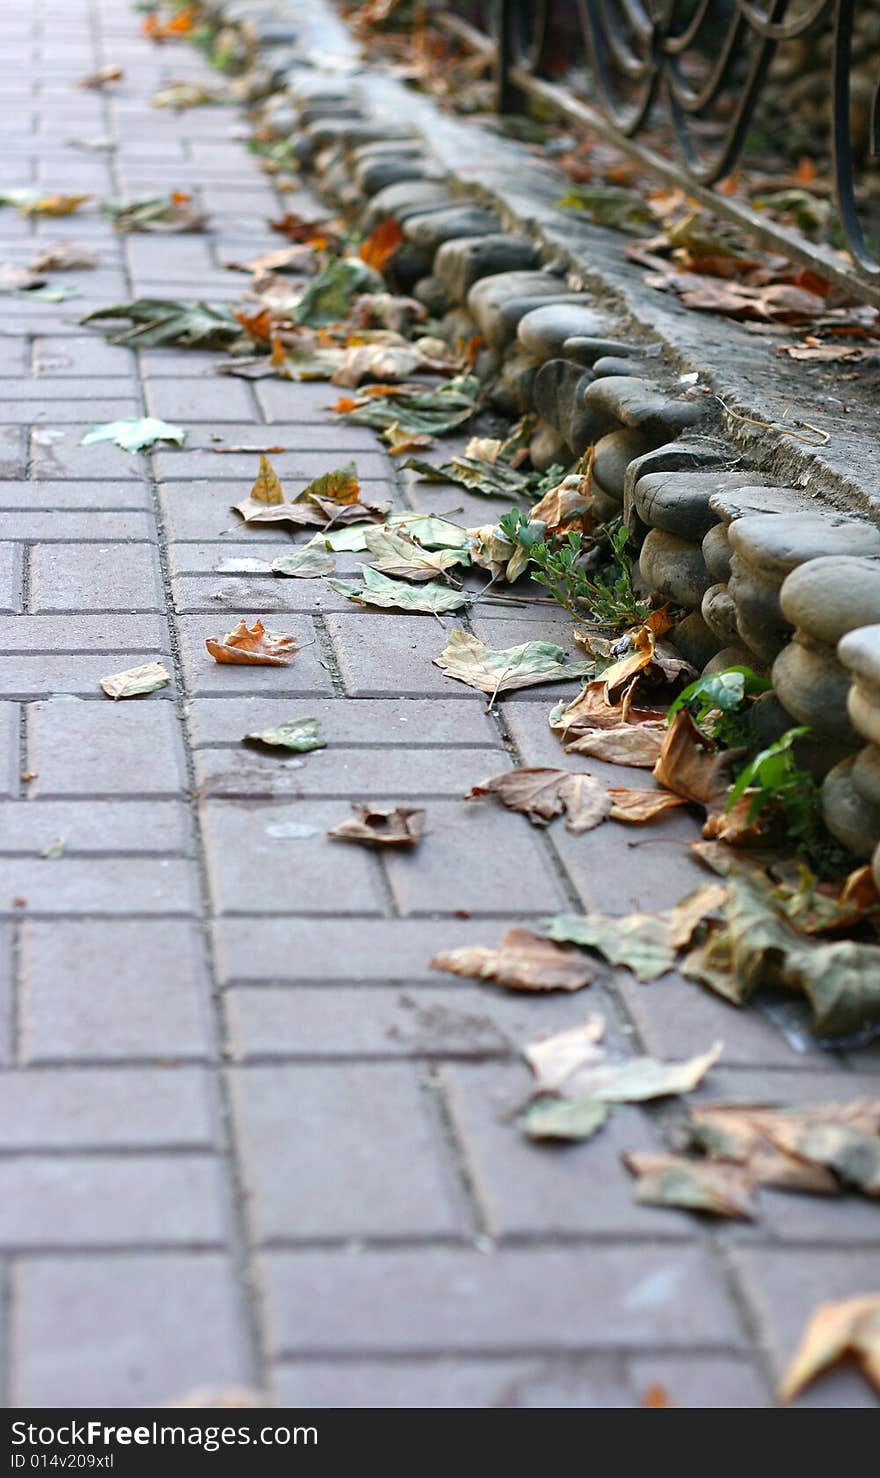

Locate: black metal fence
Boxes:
[439,1,880,299]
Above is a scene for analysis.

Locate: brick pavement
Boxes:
[0,0,876,1410]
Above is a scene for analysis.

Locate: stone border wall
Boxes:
[277,77,880,868]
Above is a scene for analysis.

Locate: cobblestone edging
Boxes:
[274,16,880,866]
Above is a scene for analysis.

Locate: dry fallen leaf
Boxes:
[551,679,667,736]
[78,65,123,89]
[328,805,425,847]
[467,767,611,833]
[205,619,299,667]
[624,1151,756,1219]
[431,927,598,992]
[434,630,592,697]
[522,1017,607,1091]
[359,218,405,272]
[607,787,689,823]
[564,724,667,768]
[652,710,741,809]
[99,661,170,700]
[530,1040,722,1103]
[29,243,98,271]
[779,1294,880,1403]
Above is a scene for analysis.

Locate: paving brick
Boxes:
[28,698,186,796]
[188,696,500,748]
[0,542,21,613]
[195,744,505,800]
[0,614,166,652]
[33,336,133,377]
[178,613,334,696]
[30,425,147,480]
[0,654,172,700]
[172,572,360,616]
[0,339,27,376]
[0,1066,215,1149]
[264,1244,744,1356]
[253,379,365,421]
[144,376,257,423]
[139,347,232,377]
[273,1352,768,1408]
[124,234,219,279]
[551,813,708,914]
[0,376,137,402]
[0,479,148,510]
[0,857,198,915]
[0,511,153,541]
[153,439,391,482]
[20,918,212,1063]
[30,542,164,611]
[0,1155,225,1247]
[0,799,189,853]
[227,982,601,1060]
[326,612,478,697]
[384,799,568,915]
[232,1063,465,1241]
[201,799,386,916]
[0,426,25,477]
[730,1248,880,1408]
[169,540,297,573]
[441,1062,685,1240]
[213,916,528,984]
[0,396,140,424]
[13,1252,247,1407]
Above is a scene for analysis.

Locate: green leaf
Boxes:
[292,257,382,327]
[101,194,206,234]
[434,630,593,695]
[519,1097,609,1142]
[336,374,480,437]
[362,528,465,581]
[100,661,171,700]
[328,566,468,614]
[726,726,809,809]
[81,298,240,349]
[243,718,326,753]
[544,911,677,982]
[556,183,655,232]
[272,546,336,579]
[81,417,187,453]
[668,665,770,722]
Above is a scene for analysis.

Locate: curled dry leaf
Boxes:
[520,1098,609,1142]
[652,709,742,809]
[533,1041,722,1103]
[521,1017,606,1092]
[29,243,98,271]
[0,190,90,216]
[550,678,667,736]
[271,545,336,579]
[329,567,468,614]
[358,218,405,272]
[435,630,592,696]
[243,718,325,753]
[779,1295,880,1403]
[328,805,425,847]
[545,885,723,982]
[624,1152,756,1219]
[467,767,611,834]
[529,476,591,534]
[205,619,299,667]
[78,65,123,89]
[564,724,667,768]
[99,661,170,700]
[362,528,465,582]
[607,787,688,823]
[430,928,598,993]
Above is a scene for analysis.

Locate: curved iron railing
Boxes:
[447,1,880,289]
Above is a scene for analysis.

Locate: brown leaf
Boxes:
[467,768,611,834]
[666,882,729,950]
[779,1294,880,1403]
[29,243,98,271]
[624,1151,756,1219]
[652,710,740,809]
[607,787,688,823]
[565,724,667,768]
[205,619,299,667]
[328,805,425,847]
[687,1102,845,1194]
[529,478,591,535]
[78,65,123,88]
[552,678,667,737]
[359,218,404,272]
[431,927,598,992]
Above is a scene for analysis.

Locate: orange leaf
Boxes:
[358,218,404,272]
[330,396,358,414]
[235,309,273,343]
[205,619,299,667]
[608,788,688,823]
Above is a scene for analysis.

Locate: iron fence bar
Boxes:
[434,0,880,302]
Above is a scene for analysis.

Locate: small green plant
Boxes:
[498,513,650,629]
[725,727,849,878]
[668,665,771,747]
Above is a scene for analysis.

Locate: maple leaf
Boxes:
[205,619,299,667]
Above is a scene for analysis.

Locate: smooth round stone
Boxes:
[822,758,880,857]
[728,561,791,664]
[848,684,880,746]
[563,337,645,366]
[639,529,712,610]
[517,303,605,360]
[529,421,569,473]
[593,428,653,501]
[851,744,880,807]
[781,556,880,647]
[771,637,857,744]
[584,376,711,437]
[729,513,880,580]
[701,583,739,645]
[356,156,435,197]
[308,119,415,156]
[385,242,432,292]
[672,611,722,670]
[837,622,880,688]
[405,205,500,253]
[414,274,448,316]
[751,691,795,746]
[708,484,808,524]
[567,403,612,457]
[364,180,454,229]
[467,271,579,352]
[589,478,623,524]
[489,350,537,416]
[591,356,651,378]
[533,358,589,436]
[434,234,541,304]
[703,524,732,582]
[634,470,757,543]
[703,644,755,676]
